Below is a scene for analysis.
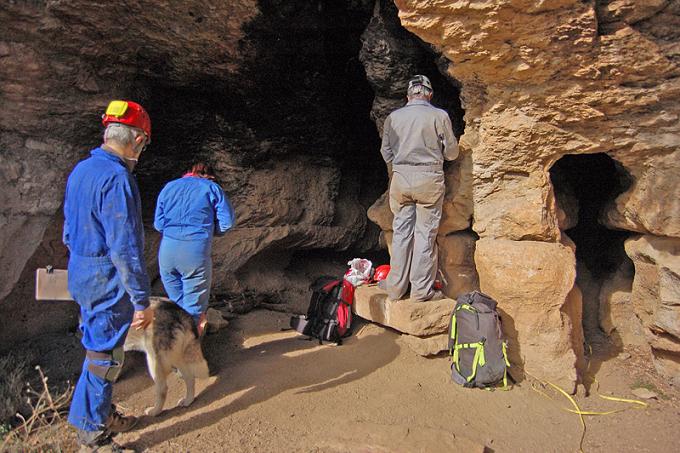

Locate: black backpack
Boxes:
[448,291,510,388]
[290,276,353,345]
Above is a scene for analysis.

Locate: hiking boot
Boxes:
[78,439,135,453]
[105,406,138,433]
[428,290,445,301]
[415,290,445,302]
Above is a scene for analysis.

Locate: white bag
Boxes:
[344,258,373,287]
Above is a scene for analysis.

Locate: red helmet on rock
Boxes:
[102,100,152,142]
[373,264,390,282]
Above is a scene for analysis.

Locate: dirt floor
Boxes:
[6,309,680,452]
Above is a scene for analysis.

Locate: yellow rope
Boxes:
[527,371,587,452]
[526,371,648,453]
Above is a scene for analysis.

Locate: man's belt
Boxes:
[393,163,443,171]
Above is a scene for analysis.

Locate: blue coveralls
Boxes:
[63,148,150,433]
[154,176,234,322]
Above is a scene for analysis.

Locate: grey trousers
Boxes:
[386,167,444,301]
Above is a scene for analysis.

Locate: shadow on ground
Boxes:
[114,313,400,450]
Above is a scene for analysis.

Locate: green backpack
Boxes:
[448,291,510,388]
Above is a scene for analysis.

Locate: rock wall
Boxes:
[2,0,679,387]
[373,0,680,387]
[625,235,680,382]
[0,0,385,347]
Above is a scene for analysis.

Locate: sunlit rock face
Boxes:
[0,0,389,346]
[625,236,680,382]
[375,0,680,384]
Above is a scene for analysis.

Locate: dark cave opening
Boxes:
[122,0,465,311]
[549,153,634,340]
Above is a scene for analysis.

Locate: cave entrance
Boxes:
[131,1,464,312]
[549,153,634,343]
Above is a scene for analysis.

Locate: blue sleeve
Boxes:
[62,181,71,248]
[153,188,166,233]
[210,183,235,236]
[100,174,150,310]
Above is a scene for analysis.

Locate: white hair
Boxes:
[407,84,432,99]
[104,123,144,147]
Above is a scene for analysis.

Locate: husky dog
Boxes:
[124,297,210,416]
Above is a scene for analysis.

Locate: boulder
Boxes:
[598,261,647,347]
[475,238,583,392]
[604,150,680,238]
[399,333,448,357]
[353,285,457,337]
[625,235,680,379]
[437,232,479,299]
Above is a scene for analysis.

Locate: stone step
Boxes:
[352,284,457,337]
[399,332,449,357]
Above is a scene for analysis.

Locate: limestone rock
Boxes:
[399,333,448,357]
[353,285,457,337]
[603,150,680,238]
[600,0,670,25]
[625,235,680,379]
[437,232,479,299]
[394,0,680,242]
[367,191,392,232]
[631,387,658,400]
[206,308,229,334]
[598,261,648,347]
[475,238,583,392]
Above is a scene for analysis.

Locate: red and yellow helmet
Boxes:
[102,100,151,142]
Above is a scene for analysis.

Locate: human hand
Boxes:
[132,306,154,330]
[197,312,208,337]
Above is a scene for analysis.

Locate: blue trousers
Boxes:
[158,236,212,322]
[67,256,133,432]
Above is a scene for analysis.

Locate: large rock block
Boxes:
[598,261,647,347]
[475,238,583,392]
[625,235,680,379]
[353,285,457,337]
[399,332,448,357]
[604,150,680,238]
[437,232,479,299]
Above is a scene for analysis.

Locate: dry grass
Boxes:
[0,366,76,452]
[0,354,27,424]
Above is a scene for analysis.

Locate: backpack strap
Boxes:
[501,341,511,389]
[453,341,486,384]
[449,312,457,355]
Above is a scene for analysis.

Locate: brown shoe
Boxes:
[415,290,445,302]
[105,407,138,433]
[428,290,445,301]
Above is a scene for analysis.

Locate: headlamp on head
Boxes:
[101,100,152,144]
[407,75,433,96]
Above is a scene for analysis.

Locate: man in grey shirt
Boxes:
[380,75,459,301]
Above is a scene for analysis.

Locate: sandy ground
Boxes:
[11,309,680,452]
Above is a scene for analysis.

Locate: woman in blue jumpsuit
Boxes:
[154,163,234,333]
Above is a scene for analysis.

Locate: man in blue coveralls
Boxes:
[63,100,154,452]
